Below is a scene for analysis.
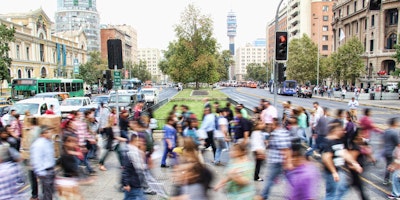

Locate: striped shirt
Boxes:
[267,128,292,164]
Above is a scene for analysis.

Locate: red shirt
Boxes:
[45,109,55,115]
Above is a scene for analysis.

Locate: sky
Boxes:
[0,0,281,51]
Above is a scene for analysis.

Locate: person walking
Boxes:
[213,108,229,165]
[348,97,359,121]
[250,121,267,182]
[383,117,400,185]
[161,115,178,168]
[260,118,292,200]
[30,125,56,200]
[199,107,217,160]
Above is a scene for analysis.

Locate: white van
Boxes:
[9,98,61,121]
[141,88,159,106]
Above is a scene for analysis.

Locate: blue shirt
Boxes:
[200,113,215,132]
[30,137,55,176]
[163,124,177,148]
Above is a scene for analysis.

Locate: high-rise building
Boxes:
[311,0,336,56]
[235,43,267,81]
[138,48,163,82]
[266,5,288,62]
[332,0,399,86]
[55,0,100,52]
[287,0,312,40]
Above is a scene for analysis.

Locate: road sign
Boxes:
[114,71,121,86]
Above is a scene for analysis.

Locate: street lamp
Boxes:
[314,17,320,86]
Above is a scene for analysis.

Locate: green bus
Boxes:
[11,78,84,100]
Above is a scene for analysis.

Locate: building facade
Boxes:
[288,0,312,40]
[235,43,267,81]
[55,0,100,52]
[311,0,336,56]
[137,48,163,82]
[332,0,400,87]
[100,25,137,65]
[266,5,288,62]
[0,8,87,88]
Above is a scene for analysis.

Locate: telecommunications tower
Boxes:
[227,10,237,55]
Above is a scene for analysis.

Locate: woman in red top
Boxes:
[359,108,382,164]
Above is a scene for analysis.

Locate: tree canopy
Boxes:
[0,23,15,83]
[159,4,221,89]
[129,60,152,81]
[76,51,107,85]
[286,34,318,84]
[245,63,268,82]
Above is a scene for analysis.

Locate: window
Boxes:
[322,45,329,51]
[365,18,368,30]
[362,0,366,8]
[16,45,20,59]
[323,5,329,12]
[388,9,398,25]
[17,69,22,78]
[371,15,375,27]
[88,0,92,7]
[347,5,350,15]
[354,1,357,12]
[322,35,329,41]
[27,70,31,78]
[387,33,397,49]
[355,21,359,33]
[370,39,374,51]
[73,0,78,6]
[323,16,329,21]
[26,47,29,60]
[322,26,329,31]
[40,44,44,62]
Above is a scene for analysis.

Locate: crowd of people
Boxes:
[0,95,399,200]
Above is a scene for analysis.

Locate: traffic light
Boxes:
[105,70,113,90]
[275,31,288,61]
[369,0,381,10]
[107,39,123,69]
[277,63,287,83]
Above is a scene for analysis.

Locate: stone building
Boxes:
[332,0,400,87]
[0,8,87,88]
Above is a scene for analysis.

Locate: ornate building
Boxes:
[0,8,87,87]
[332,0,399,87]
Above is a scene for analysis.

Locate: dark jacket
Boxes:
[121,152,142,188]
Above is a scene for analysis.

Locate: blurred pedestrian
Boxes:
[285,138,320,200]
[383,117,400,185]
[260,118,292,200]
[161,115,178,168]
[30,125,56,200]
[214,143,256,199]
[250,121,267,182]
[214,108,229,165]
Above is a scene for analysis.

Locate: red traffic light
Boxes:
[279,35,287,43]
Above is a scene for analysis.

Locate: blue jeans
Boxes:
[214,137,226,163]
[161,141,176,166]
[124,187,145,200]
[392,170,400,197]
[261,163,283,199]
[324,170,348,200]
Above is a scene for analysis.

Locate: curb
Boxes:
[312,96,400,111]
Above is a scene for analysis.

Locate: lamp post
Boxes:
[314,17,320,86]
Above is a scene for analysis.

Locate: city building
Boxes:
[234,43,267,81]
[100,24,138,65]
[0,8,88,88]
[137,48,163,82]
[311,0,336,56]
[266,4,288,62]
[55,0,100,52]
[287,0,312,40]
[331,0,400,87]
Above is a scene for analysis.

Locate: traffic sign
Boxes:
[114,71,121,86]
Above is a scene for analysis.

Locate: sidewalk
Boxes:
[78,141,385,200]
[313,94,400,110]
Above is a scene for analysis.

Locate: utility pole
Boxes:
[273,0,285,107]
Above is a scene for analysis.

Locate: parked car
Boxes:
[6,98,61,121]
[297,89,313,98]
[60,97,92,118]
[0,105,10,117]
[108,94,136,114]
[141,88,159,106]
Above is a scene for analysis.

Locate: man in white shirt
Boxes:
[260,101,278,133]
[313,101,324,127]
[348,97,359,121]
[199,107,216,160]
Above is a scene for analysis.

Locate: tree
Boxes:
[330,37,364,85]
[0,23,15,84]
[130,60,152,81]
[160,4,220,89]
[217,50,234,81]
[286,34,318,84]
[76,51,107,85]
[245,63,268,82]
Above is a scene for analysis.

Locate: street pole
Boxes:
[273,0,284,107]
[380,79,383,100]
[115,65,119,121]
[315,17,320,86]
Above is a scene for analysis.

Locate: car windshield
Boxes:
[141,90,154,95]
[109,95,131,103]
[11,103,39,115]
[93,96,109,103]
[62,99,83,106]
